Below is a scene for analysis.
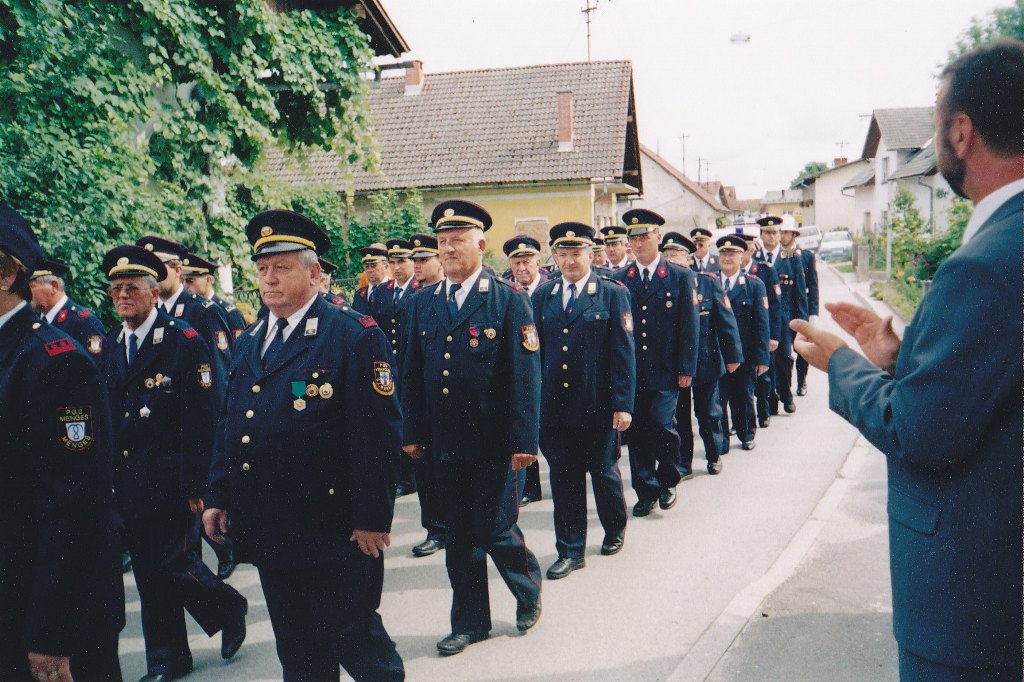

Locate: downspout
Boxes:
[917,176,935,234]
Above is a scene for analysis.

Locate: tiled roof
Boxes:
[763,188,803,204]
[843,164,876,189]
[639,145,728,212]
[887,140,937,181]
[264,60,639,192]
[861,107,934,158]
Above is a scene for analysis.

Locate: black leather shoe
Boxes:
[601,530,625,555]
[758,416,770,428]
[412,537,445,557]
[138,669,191,682]
[217,558,236,580]
[633,499,656,517]
[769,402,779,416]
[741,441,756,451]
[516,595,542,631]
[221,596,247,659]
[437,631,489,655]
[784,402,796,414]
[708,461,723,475]
[518,494,540,507]
[658,488,677,510]
[797,385,808,396]
[546,557,585,580]
[679,472,694,482]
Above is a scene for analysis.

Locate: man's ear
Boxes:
[948,111,975,160]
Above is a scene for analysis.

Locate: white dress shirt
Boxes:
[162,285,185,313]
[261,292,319,356]
[560,274,589,309]
[962,178,1024,245]
[445,264,483,310]
[121,307,159,362]
[635,255,662,281]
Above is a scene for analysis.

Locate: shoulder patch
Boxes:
[58,406,94,451]
[182,327,199,340]
[357,316,378,329]
[77,308,92,318]
[372,361,395,395]
[45,338,76,357]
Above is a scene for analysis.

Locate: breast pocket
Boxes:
[657,288,680,311]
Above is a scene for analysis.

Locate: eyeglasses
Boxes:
[108,284,143,296]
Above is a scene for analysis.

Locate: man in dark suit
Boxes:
[612,209,700,517]
[781,224,818,396]
[661,233,742,476]
[792,40,1023,681]
[136,236,233,395]
[403,233,448,558]
[317,257,350,308]
[352,244,390,317]
[502,235,548,506]
[181,252,248,340]
[204,210,404,681]
[0,207,124,682]
[101,245,247,681]
[741,229,781,428]
[689,227,720,274]
[756,216,807,415]
[601,225,632,271]
[400,200,542,656]
[28,257,108,362]
[715,235,770,454]
[531,222,634,580]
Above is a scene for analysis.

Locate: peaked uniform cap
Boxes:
[503,234,542,257]
[660,231,694,253]
[103,245,168,281]
[409,233,439,258]
[386,238,413,258]
[716,234,748,252]
[601,225,629,242]
[245,209,332,260]
[431,199,493,232]
[690,227,713,241]
[0,205,42,273]
[136,235,188,262]
[318,257,339,274]
[30,257,71,279]
[181,252,218,275]
[621,208,665,236]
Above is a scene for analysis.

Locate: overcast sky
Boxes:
[377,0,1007,198]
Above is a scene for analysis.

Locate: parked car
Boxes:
[817,230,854,261]
[797,225,822,252]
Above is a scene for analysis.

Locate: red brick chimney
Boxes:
[404,60,424,96]
[833,157,848,168]
[557,91,574,152]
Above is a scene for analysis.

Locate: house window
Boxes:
[881,157,890,182]
[864,212,871,232]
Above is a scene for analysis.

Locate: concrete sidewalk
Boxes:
[689,267,905,682]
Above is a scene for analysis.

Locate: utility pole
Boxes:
[677,133,689,176]
[697,156,703,185]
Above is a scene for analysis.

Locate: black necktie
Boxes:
[642,269,650,289]
[127,333,138,365]
[262,318,288,369]
[725,278,733,293]
[767,252,774,265]
[565,282,577,316]
[393,286,400,306]
[447,283,461,320]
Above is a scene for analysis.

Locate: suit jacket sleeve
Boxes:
[346,325,401,531]
[804,251,819,316]
[827,253,1021,469]
[24,350,116,655]
[711,277,743,365]
[504,288,541,454]
[608,284,636,413]
[752,278,771,366]
[399,295,429,446]
[763,268,781,341]
[179,332,218,499]
[676,268,700,377]
[188,303,230,404]
[792,258,809,321]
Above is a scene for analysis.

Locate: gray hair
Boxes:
[34,274,65,290]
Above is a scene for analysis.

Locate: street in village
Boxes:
[115,264,901,682]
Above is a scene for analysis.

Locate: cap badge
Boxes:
[631,218,638,224]
[117,257,129,266]
[261,226,273,237]
[414,239,421,246]
[518,243,527,250]
[444,208,455,217]
[144,243,154,251]
[566,231,575,238]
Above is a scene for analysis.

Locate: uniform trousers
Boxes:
[677,379,725,474]
[796,354,810,390]
[540,427,627,559]
[898,646,1022,682]
[437,455,541,634]
[396,454,417,494]
[719,364,757,450]
[123,506,244,675]
[412,453,446,542]
[773,327,797,405]
[627,389,683,502]
[756,352,775,420]
[516,461,542,501]
[258,556,404,682]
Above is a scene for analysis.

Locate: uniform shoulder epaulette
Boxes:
[225,304,237,312]
[600,276,625,287]
[701,271,718,278]
[748,273,760,280]
[201,298,214,308]
[182,326,199,339]
[494,277,523,292]
[44,337,77,357]
[337,305,378,328]
[77,308,93,318]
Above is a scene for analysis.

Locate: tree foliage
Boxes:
[790,161,829,188]
[946,0,1024,65]
[0,0,376,321]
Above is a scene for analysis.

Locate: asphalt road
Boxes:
[117,263,889,681]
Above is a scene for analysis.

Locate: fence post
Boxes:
[856,245,869,278]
